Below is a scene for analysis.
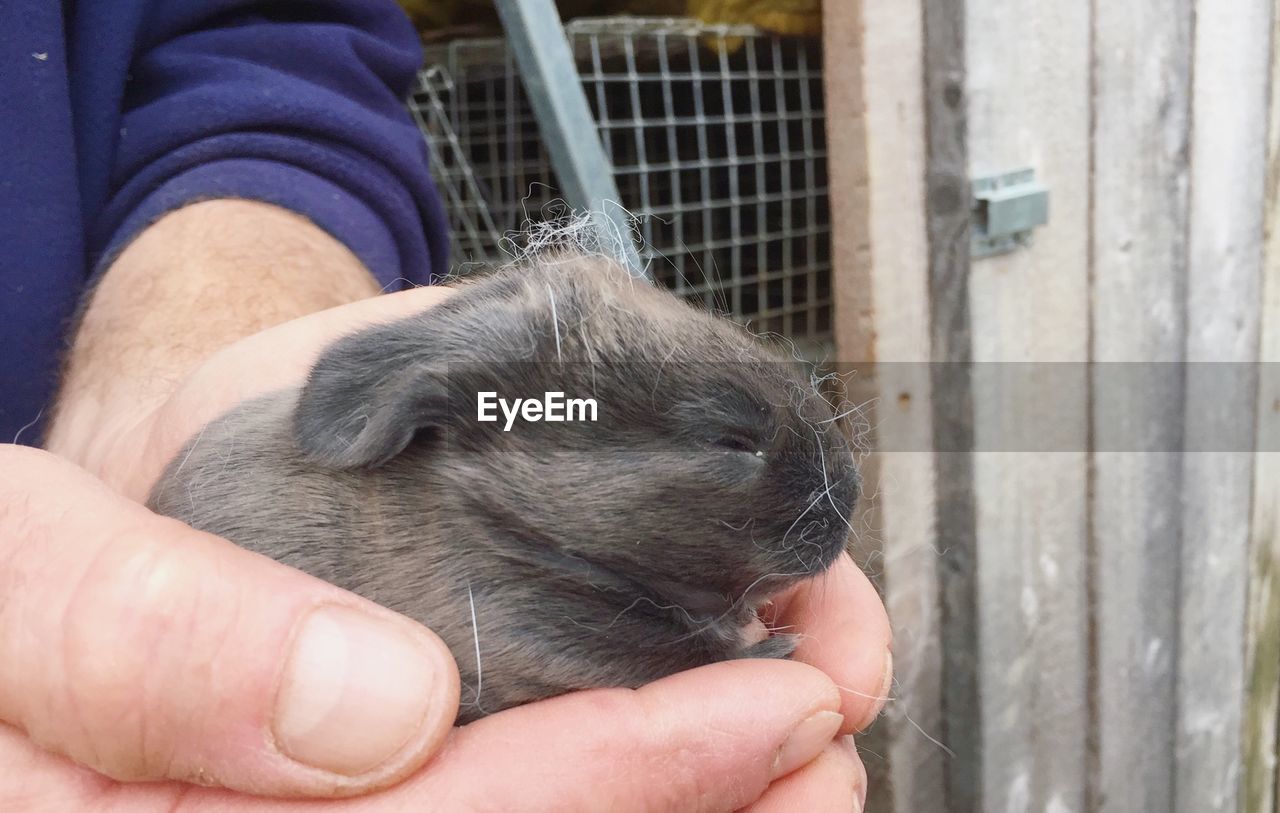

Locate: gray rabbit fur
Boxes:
[147,254,860,724]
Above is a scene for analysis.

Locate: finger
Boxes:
[0,721,119,811]
[80,659,846,813]
[406,660,844,813]
[0,446,461,798]
[740,736,867,813]
[770,554,893,733]
[123,285,455,500]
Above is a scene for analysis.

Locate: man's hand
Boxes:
[9,200,892,810]
[1,445,884,811]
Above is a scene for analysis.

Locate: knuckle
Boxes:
[58,529,228,780]
[601,691,743,813]
[0,493,48,618]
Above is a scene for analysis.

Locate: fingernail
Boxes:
[772,709,844,779]
[273,605,439,775]
[869,650,893,720]
[838,735,866,811]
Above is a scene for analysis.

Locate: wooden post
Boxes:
[858,0,951,807]
[1244,5,1280,808]
[1175,3,1271,811]
[919,0,984,807]
[962,0,1093,808]
[822,4,897,809]
[1089,1,1193,808]
[827,0,950,808]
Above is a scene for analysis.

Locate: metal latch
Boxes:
[970,168,1049,258]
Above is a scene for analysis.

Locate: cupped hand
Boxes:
[6,287,891,811]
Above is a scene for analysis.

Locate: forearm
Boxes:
[46,199,382,471]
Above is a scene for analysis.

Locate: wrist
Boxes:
[43,394,158,486]
[45,199,383,485]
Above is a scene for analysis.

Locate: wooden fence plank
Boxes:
[920,0,982,808]
[1178,0,1274,809]
[962,1,1092,810]
[1175,3,1271,811]
[1244,6,1280,809]
[1089,1,1193,808]
[825,2,874,374]
[822,3,896,809]
[852,0,949,808]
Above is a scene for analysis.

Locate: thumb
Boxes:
[0,446,461,798]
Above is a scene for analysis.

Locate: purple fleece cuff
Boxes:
[96,157,422,290]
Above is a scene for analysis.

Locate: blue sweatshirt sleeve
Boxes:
[90,0,449,287]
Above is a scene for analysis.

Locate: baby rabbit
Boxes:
[148,253,859,723]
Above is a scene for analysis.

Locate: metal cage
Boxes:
[410,17,832,347]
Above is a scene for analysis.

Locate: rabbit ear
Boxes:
[293,321,454,469]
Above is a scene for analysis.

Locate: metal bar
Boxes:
[491,0,647,278]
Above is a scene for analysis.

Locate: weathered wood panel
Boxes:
[822,3,896,809]
[825,2,873,373]
[1244,6,1280,809]
[921,0,981,807]
[1089,0,1193,808]
[845,0,949,809]
[963,0,1092,809]
[823,0,882,601]
[1175,2,1270,810]
[829,0,1277,808]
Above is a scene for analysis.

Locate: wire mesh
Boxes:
[409,66,508,266]
[410,17,832,345]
